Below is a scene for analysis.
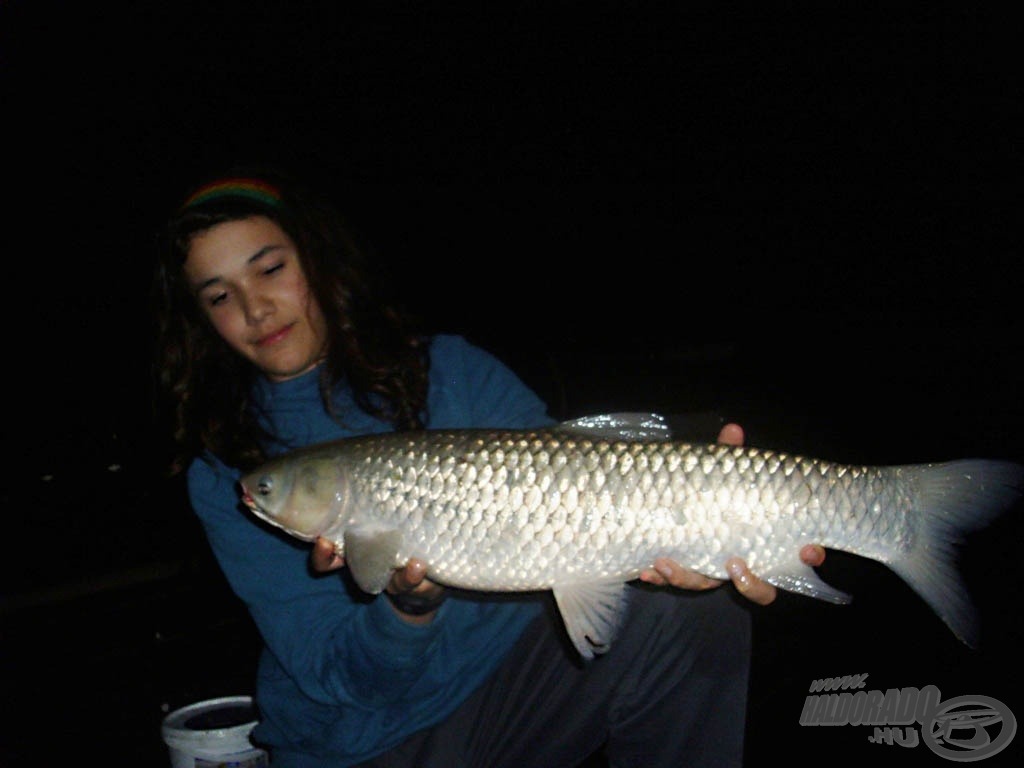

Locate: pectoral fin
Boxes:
[552,581,631,660]
[343,524,403,595]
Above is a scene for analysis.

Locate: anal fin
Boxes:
[762,556,851,604]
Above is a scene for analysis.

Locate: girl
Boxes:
[153,167,824,767]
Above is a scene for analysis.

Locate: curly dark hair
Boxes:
[152,166,428,474]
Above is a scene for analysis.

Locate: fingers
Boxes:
[640,555,780,605]
[639,558,723,590]
[724,548,824,606]
[387,558,444,599]
[717,423,744,447]
[312,543,442,601]
[801,544,826,567]
[725,556,779,606]
[310,537,344,573]
[387,558,429,594]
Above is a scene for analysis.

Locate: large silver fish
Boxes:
[239,413,1021,658]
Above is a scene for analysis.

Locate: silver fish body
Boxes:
[240,414,1021,658]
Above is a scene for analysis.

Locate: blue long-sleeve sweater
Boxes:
[187,335,552,766]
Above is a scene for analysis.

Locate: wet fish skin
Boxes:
[239,414,1022,659]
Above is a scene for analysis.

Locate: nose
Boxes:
[241,291,273,325]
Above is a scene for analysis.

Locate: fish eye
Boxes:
[257,477,274,496]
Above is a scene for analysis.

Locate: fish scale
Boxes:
[240,413,1022,658]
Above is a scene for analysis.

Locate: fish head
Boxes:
[240,455,348,542]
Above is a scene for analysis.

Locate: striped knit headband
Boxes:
[181,177,282,209]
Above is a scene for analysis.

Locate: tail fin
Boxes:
[888,459,1022,648]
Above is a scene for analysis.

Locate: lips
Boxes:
[255,323,294,347]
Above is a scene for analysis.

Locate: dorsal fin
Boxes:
[555,413,671,442]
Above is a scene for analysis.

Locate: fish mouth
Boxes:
[239,482,313,539]
[239,486,261,513]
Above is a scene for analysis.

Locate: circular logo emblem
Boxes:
[922,695,1016,762]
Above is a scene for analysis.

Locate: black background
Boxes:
[2,2,1022,765]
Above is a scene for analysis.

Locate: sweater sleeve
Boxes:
[184,335,552,757]
[186,336,553,720]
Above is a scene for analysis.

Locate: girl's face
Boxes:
[184,216,329,382]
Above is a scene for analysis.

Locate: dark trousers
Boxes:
[356,584,752,768]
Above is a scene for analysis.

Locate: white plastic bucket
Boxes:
[161,695,269,767]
